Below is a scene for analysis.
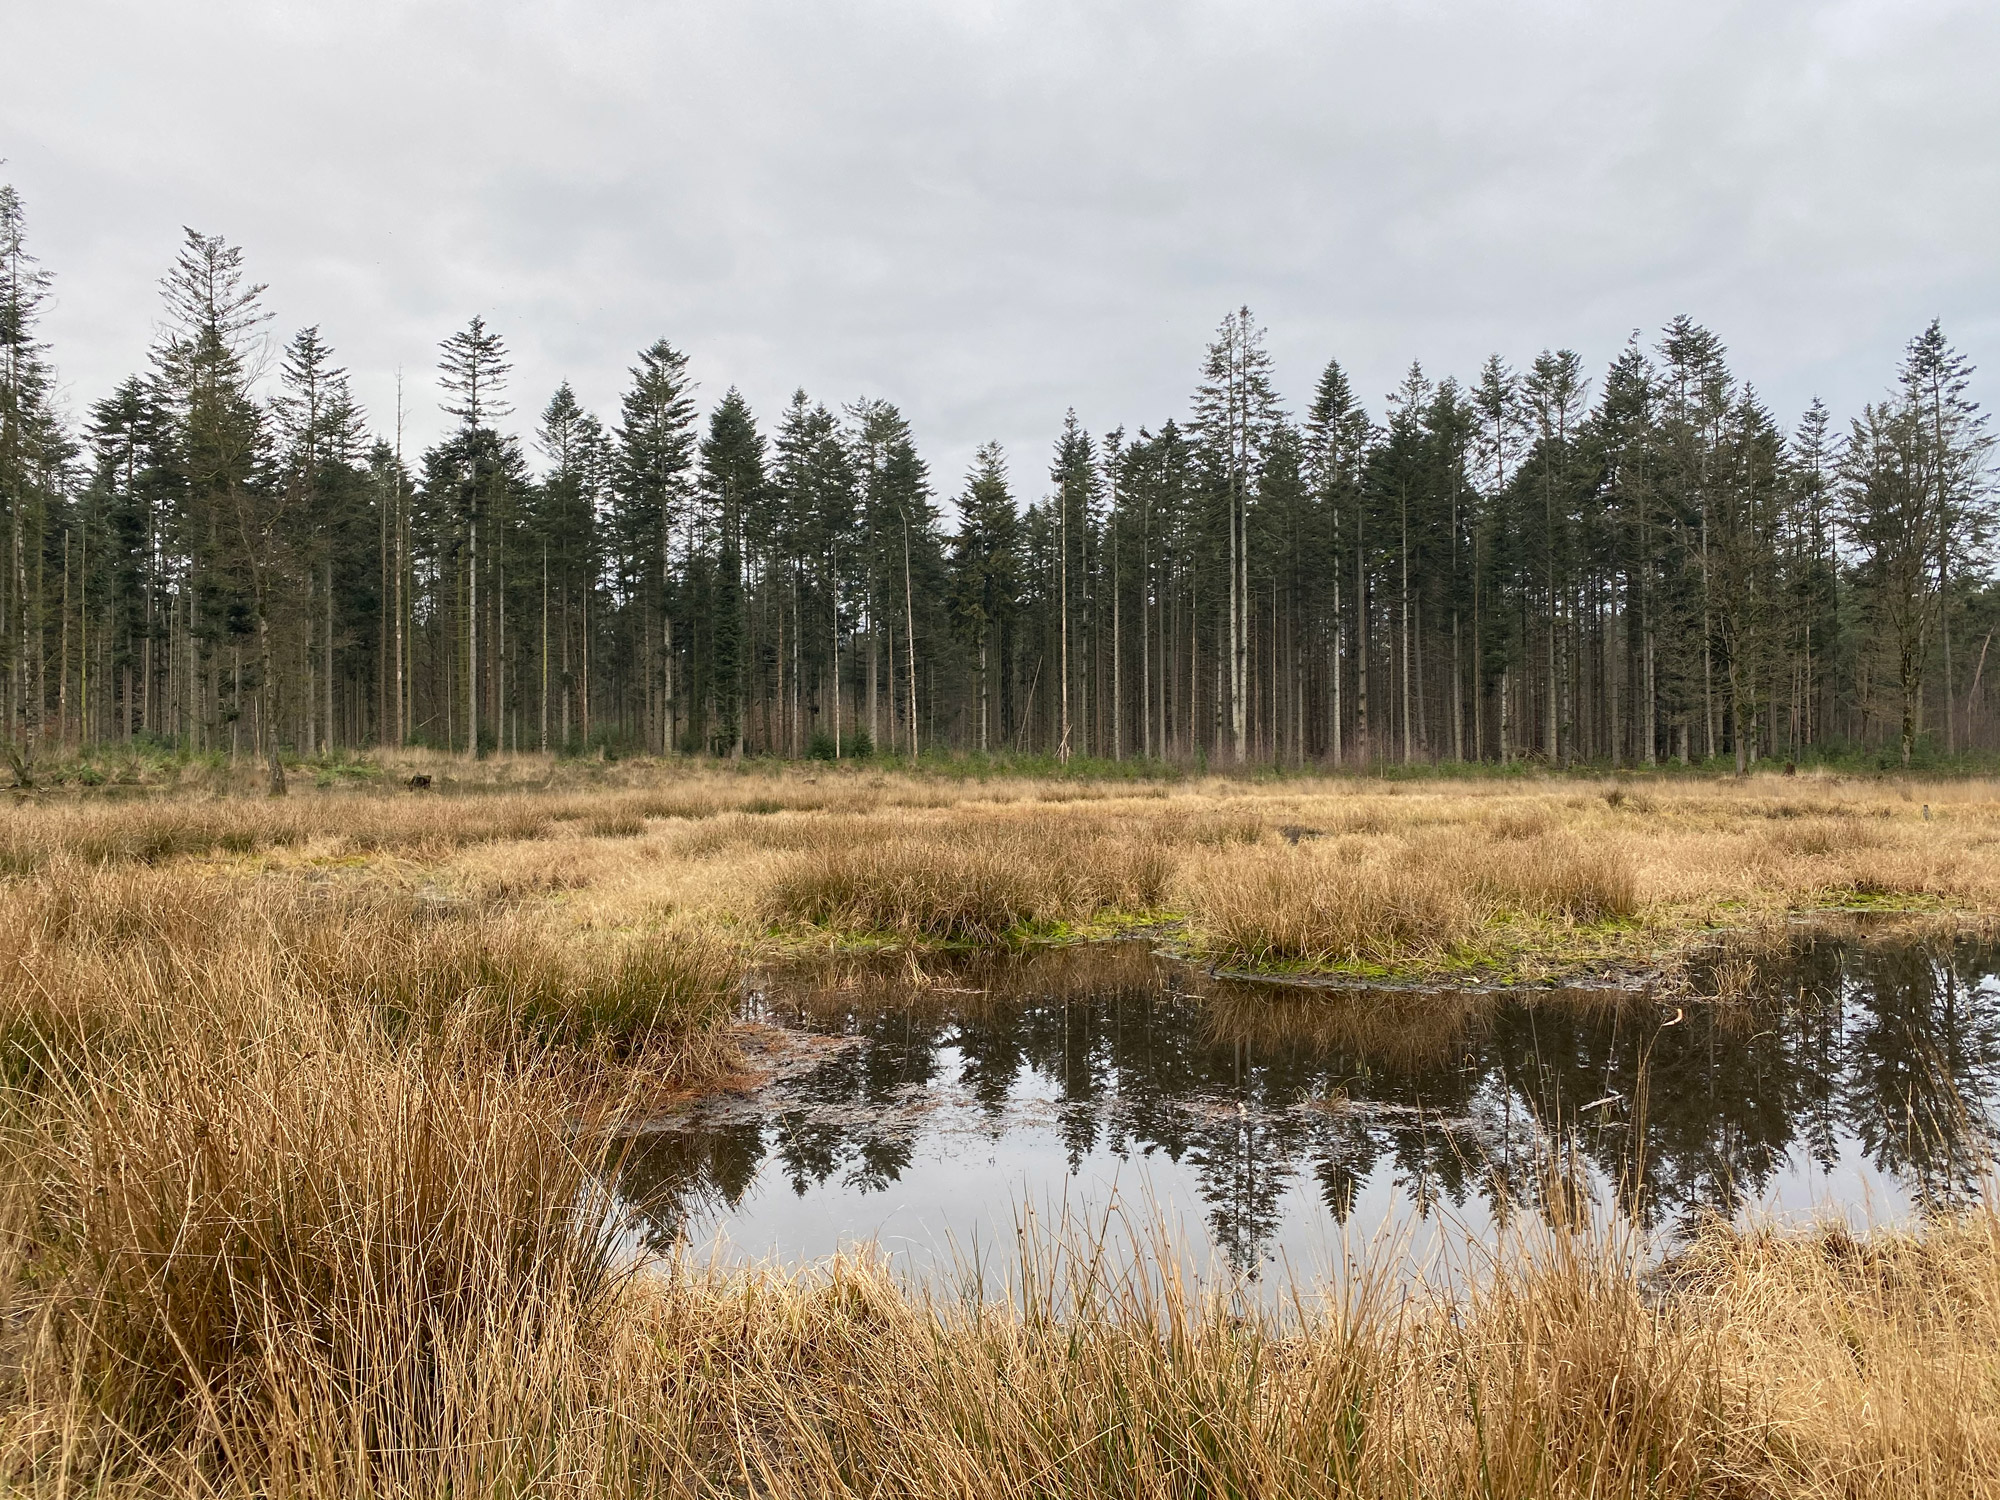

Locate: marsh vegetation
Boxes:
[2,760,1999,1495]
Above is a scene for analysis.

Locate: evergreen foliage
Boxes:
[5,182,1996,770]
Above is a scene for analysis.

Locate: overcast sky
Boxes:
[5,0,1996,497]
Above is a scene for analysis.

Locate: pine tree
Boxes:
[771,391,856,755]
[274,327,368,752]
[82,378,175,746]
[1709,386,1784,771]
[1899,321,1994,753]
[0,184,66,747]
[698,389,765,755]
[438,316,513,429]
[1844,398,1937,767]
[433,317,516,755]
[1193,307,1280,761]
[1047,411,1100,761]
[1782,398,1843,751]
[534,382,607,750]
[1521,348,1590,761]
[1305,358,1371,763]
[612,339,697,752]
[949,442,1020,754]
[154,229,283,786]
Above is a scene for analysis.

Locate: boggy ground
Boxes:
[67,751,1976,983]
[2,757,1999,1495]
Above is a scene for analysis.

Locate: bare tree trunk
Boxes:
[903,513,919,759]
[1400,492,1412,763]
[1452,611,1463,761]
[1331,570,1343,766]
[467,519,478,757]
[1059,493,1071,763]
[1112,517,1121,761]
[1355,526,1369,766]
[540,545,549,751]
[259,607,286,795]
[324,555,334,751]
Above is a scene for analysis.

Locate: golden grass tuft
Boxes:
[1181,830,1638,966]
[1183,845,1486,964]
[0,857,745,1089]
[759,814,1174,941]
[22,1017,618,1454]
[1470,830,1639,921]
[596,1205,2000,1498]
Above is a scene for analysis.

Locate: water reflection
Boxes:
[616,928,2000,1275]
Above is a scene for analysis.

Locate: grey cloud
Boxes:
[5,0,1995,493]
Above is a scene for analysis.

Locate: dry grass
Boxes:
[8,758,2000,988]
[1180,829,1639,968]
[604,1209,2000,1497]
[0,859,745,1091]
[757,811,1180,941]
[14,1098,1998,1500]
[21,1017,616,1453]
[10,755,1998,979]
[1,764,1999,1493]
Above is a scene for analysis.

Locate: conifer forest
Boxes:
[2,187,1993,777]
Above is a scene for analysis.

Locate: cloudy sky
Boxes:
[5,0,1996,493]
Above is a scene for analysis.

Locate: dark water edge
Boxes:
[613,923,2000,1288]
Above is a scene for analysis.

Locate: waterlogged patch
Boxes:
[620,928,2000,1293]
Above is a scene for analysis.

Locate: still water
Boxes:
[616,927,2000,1283]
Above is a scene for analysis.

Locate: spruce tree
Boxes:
[0,184,65,746]
[274,327,367,752]
[154,229,282,785]
[772,392,855,754]
[434,316,515,755]
[1193,307,1280,760]
[534,382,607,750]
[612,339,697,752]
[1899,321,1994,752]
[1305,358,1372,763]
[1843,398,1936,766]
[949,442,1020,753]
[1047,412,1100,761]
[438,316,513,429]
[699,389,765,755]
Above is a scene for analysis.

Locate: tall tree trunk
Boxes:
[467,520,478,757]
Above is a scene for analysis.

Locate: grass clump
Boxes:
[607,1207,2000,1497]
[0,858,745,1089]
[760,815,1173,942]
[1184,844,1486,964]
[1181,830,1638,968]
[1472,831,1639,921]
[22,1018,619,1460]
[347,915,742,1063]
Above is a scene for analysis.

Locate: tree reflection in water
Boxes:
[614,929,2000,1273]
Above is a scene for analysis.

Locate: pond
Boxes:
[615,926,2000,1289]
